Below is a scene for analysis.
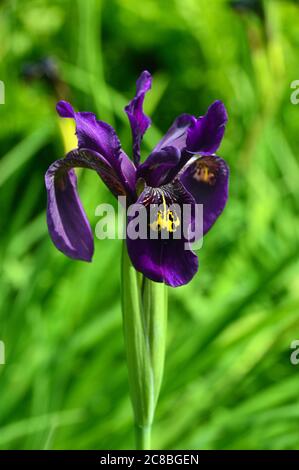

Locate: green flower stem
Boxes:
[135,425,151,450]
[121,242,168,450]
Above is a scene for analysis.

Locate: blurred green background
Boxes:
[1,0,299,450]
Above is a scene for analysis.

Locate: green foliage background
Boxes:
[0,0,299,450]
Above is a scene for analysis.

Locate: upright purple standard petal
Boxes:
[124,70,152,165]
[180,155,229,235]
[186,101,228,155]
[153,114,196,152]
[138,114,196,188]
[56,101,136,198]
[137,146,180,187]
[126,181,198,287]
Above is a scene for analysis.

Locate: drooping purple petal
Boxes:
[126,181,198,287]
[136,146,180,187]
[56,100,121,162]
[127,237,198,287]
[124,70,152,165]
[45,161,94,262]
[153,114,196,152]
[186,101,228,155]
[180,155,229,235]
[45,148,133,261]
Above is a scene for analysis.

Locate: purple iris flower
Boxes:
[45,71,229,287]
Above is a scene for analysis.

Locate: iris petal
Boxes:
[56,101,136,197]
[56,100,121,162]
[126,181,198,287]
[127,237,198,287]
[45,148,132,261]
[153,114,196,152]
[186,101,228,155]
[137,146,180,187]
[45,161,93,262]
[124,70,152,165]
[180,155,229,235]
